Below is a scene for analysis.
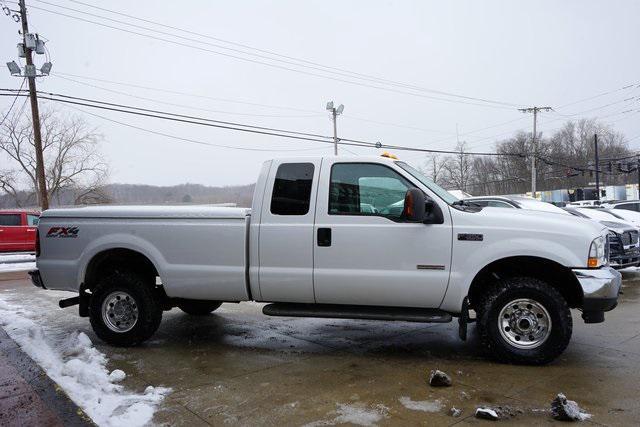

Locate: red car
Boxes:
[0,210,41,252]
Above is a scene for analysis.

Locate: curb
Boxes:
[0,325,95,426]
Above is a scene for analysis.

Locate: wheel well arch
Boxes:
[467,256,583,309]
[83,248,160,291]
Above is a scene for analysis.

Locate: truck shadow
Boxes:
[152,309,493,364]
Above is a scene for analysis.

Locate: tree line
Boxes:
[420,119,634,196]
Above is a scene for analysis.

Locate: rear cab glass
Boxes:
[270,163,315,215]
[0,214,21,226]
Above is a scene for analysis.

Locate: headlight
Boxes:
[588,235,607,268]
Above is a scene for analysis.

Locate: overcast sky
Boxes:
[2,0,639,187]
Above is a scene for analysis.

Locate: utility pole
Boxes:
[518,106,552,198]
[17,0,48,209]
[326,101,344,155]
[593,134,600,200]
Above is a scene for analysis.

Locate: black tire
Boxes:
[89,271,162,346]
[476,276,572,365]
[177,300,222,315]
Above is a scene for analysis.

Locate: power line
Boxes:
[38,0,523,108]
[50,71,320,114]
[0,77,25,127]
[53,70,518,144]
[51,74,323,118]
[4,88,337,140]
[27,3,518,110]
[557,83,639,109]
[0,89,527,157]
[63,104,331,153]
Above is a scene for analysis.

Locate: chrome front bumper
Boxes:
[573,266,622,322]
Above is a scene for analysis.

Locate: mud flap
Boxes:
[458,297,469,341]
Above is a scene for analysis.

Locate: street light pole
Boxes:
[326,101,344,156]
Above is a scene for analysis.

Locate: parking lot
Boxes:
[1,268,640,426]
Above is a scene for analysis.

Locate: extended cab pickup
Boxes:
[31,156,622,364]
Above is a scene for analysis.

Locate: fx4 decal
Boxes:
[46,226,79,238]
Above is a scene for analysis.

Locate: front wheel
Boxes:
[89,271,162,346]
[476,277,572,365]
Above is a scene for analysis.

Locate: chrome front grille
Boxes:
[621,231,638,246]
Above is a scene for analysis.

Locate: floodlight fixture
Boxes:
[336,104,344,115]
[326,101,334,111]
[40,62,52,75]
[6,61,21,75]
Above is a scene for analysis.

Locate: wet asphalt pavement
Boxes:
[1,270,640,426]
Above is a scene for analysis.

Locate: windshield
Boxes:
[513,198,571,215]
[395,161,459,204]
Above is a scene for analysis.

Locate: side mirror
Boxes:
[424,198,445,224]
[402,188,426,222]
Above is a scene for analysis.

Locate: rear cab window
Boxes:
[270,163,315,215]
[0,214,21,226]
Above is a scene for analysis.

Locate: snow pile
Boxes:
[0,254,35,263]
[0,299,170,427]
[0,254,36,272]
[551,393,591,421]
[475,407,499,420]
[0,261,36,273]
[398,396,442,412]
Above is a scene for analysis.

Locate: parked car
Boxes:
[602,200,640,212]
[598,207,640,227]
[465,195,572,215]
[563,207,640,269]
[31,156,621,365]
[0,210,41,253]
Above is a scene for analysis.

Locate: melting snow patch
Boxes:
[334,403,389,426]
[398,396,442,412]
[304,403,389,427]
[0,298,170,427]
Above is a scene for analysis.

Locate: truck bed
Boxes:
[37,205,252,301]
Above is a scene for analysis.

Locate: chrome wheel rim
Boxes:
[498,298,551,349]
[101,291,139,333]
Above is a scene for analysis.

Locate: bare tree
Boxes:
[0,107,109,207]
[442,141,473,191]
[420,153,448,185]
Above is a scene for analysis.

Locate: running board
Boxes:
[262,303,452,323]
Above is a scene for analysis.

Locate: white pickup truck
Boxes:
[31,156,621,364]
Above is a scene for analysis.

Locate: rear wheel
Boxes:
[177,300,222,315]
[476,276,572,365]
[89,271,162,346]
